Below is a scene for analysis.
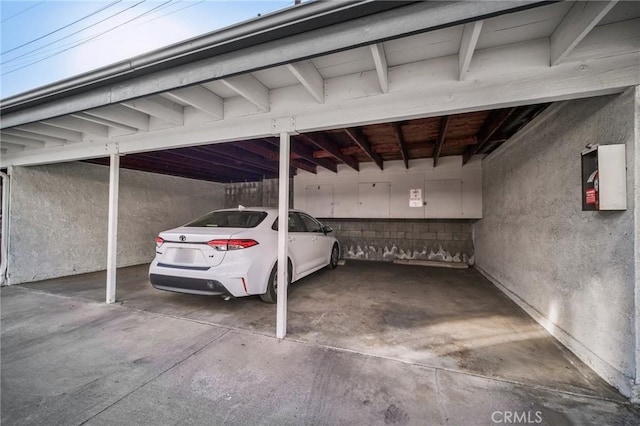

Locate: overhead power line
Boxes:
[2,0,175,76]
[2,0,123,55]
[1,0,46,24]
[1,0,147,66]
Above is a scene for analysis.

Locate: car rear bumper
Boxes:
[149,274,233,296]
[148,259,256,297]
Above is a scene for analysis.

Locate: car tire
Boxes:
[328,243,339,269]
[260,261,292,304]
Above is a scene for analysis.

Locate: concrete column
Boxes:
[276,132,290,339]
[633,85,640,403]
[106,153,119,303]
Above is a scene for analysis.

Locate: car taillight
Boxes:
[155,236,164,248]
[207,239,259,251]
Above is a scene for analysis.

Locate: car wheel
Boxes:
[260,261,292,304]
[328,243,339,269]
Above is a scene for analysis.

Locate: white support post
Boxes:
[276,132,290,339]
[106,153,120,304]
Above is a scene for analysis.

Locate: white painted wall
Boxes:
[474,89,638,398]
[294,156,482,219]
[7,162,224,284]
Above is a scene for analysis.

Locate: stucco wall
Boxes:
[8,162,224,284]
[474,90,637,397]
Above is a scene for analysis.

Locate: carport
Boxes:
[1,0,639,402]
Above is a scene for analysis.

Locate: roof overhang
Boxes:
[1,0,638,172]
[0,0,547,125]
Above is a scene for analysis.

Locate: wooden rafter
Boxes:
[256,138,318,174]
[86,156,231,183]
[391,123,409,169]
[281,138,337,173]
[194,145,282,175]
[433,116,451,167]
[147,150,269,180]
[299,134,359,171]
[463,108,516,164]
[137,152,250,178]
[343,128,383,170]
[200,144,295,173]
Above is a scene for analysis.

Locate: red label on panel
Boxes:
[586,188,597,204]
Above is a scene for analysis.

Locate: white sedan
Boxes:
[149,207,339,303]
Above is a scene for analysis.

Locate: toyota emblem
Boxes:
[179,235,186,242]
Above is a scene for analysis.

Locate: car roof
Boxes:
[214,207,304,214]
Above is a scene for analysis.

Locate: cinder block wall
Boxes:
[224,179,292,208]
[474,90,638,398]
[321,218,474,261]
[8,162,224,285]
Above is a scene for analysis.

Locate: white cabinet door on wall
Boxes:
[305,184,334,217]
[425,179,463,218]
[358,182,390,218]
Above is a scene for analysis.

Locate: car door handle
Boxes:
[311,236,318,241]
[288,237,295,242]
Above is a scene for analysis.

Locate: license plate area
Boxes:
[173,248,196,263]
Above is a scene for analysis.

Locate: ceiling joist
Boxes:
[72,112,137,133]
[287,61,324,103]
[300,133,359,171]
[83,105,149,131]
[458,20,483,81]
[43,116,109,138]
[463,108,516,164]
[164,86,224,120]
[370,43,388,93]
[391,123,409,169]
[0,141,26,152]
[433,116,451,167]
[16,122,83,142]
[343,128,383,170]
[3,129,66,147]
[121,97,184,126]
[220,75,270,112]
[550,0,618,65]
[283,138,337,173]
[0,132,47,148]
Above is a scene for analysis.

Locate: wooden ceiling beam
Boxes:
[274,137,338,173]
[197,145,279,173]
[44,115,109,137]
[231,139,317,174]
[197,144,296,175]
[370,43,388,93]
[433,116,451,168]
[391,123,409,169]
[260,138,319,174]
[458,21,483,81]
[550,0,617,66]
[463,107,516,164]
[343,128,383,170]
[165,86,224,119]
[300,133,359,171]
[220,75,270,112]
[153,150,268,180]
[86,157,229,183]
[136,153,245,179]
[287,61,324,103]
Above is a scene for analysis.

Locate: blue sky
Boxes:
[0,0,294,99]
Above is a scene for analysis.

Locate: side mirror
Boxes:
[322,225,333,234]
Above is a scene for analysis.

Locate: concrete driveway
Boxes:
[2,262,638,425]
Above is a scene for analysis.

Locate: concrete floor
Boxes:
[2,261,638,425]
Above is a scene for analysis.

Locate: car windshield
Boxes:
[185,211,267,228]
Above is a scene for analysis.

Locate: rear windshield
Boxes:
[185,211,267,228]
